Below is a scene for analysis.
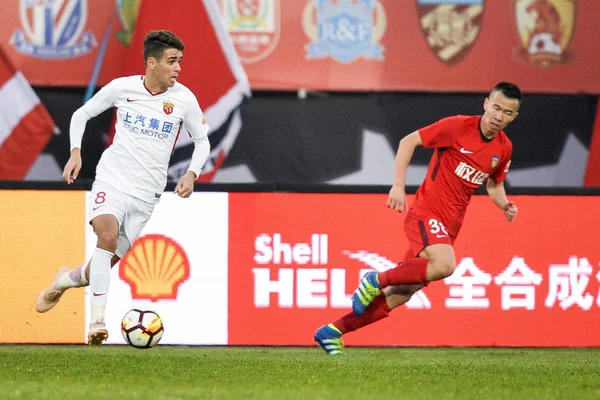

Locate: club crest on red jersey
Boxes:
[491,155,499,169]
[163,101,174,115]
[416,0,484,65]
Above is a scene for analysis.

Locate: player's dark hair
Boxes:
[491,82,522,104]
[143,30,184,64]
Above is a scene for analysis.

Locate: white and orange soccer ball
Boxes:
[121,309,164,349]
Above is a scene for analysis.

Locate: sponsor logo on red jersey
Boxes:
[454,161,489,185]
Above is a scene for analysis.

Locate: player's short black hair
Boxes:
[491,82,522,104]
[143,30,184,64]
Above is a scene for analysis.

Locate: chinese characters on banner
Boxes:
[228,193,600,347]
[441,256,596,311]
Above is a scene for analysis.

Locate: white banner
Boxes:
[84,192,229,345]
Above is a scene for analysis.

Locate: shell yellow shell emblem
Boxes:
[119,234,190,302]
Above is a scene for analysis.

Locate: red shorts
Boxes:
[402,212,455,261]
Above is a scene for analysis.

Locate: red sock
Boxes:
[332,293,391,334]
[377,257,428,288]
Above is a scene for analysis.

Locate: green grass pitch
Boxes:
[1,345,599,399]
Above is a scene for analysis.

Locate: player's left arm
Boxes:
[174,95,211,198]
[486,179,517,222]
[487,143,516,222]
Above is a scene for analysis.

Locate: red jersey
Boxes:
[410,115,513,237]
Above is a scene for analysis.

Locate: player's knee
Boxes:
[96,231,118,253]
[428,259,456,280]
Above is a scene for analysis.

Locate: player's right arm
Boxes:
[63,80,119,184]
[388,131,423,212]
[388,117,456,212]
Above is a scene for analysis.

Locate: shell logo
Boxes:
[119,234,190,302]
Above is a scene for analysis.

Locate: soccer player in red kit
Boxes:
[314,82,521,355]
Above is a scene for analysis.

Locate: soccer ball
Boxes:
[121,309,164,349]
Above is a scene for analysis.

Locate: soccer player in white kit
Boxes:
[35,30,210,345]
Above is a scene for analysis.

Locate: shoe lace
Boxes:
[357,279,380,305]
[364,285,380,301]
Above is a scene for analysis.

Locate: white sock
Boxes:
[89,248,114,324]
[56,264,89,290]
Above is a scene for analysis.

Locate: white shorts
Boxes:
[89,181,157,258]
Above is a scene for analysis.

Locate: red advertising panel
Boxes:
[222,0,600,93]
[0,0,130,86]
[1,1,598,93]
[228,193,600,347]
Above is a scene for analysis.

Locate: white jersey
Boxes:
[70,75,210,203]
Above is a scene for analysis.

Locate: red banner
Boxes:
[0,1,130,87]
[229,0,600,93]
[228,193,600,347]
[1,1,598,94]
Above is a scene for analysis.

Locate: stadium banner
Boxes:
[228,193,600,347]
[221,0,598,93]
[0,190,86,344]
[84,192,229,346]
[2,1,599,94]
[0,0,130,87]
